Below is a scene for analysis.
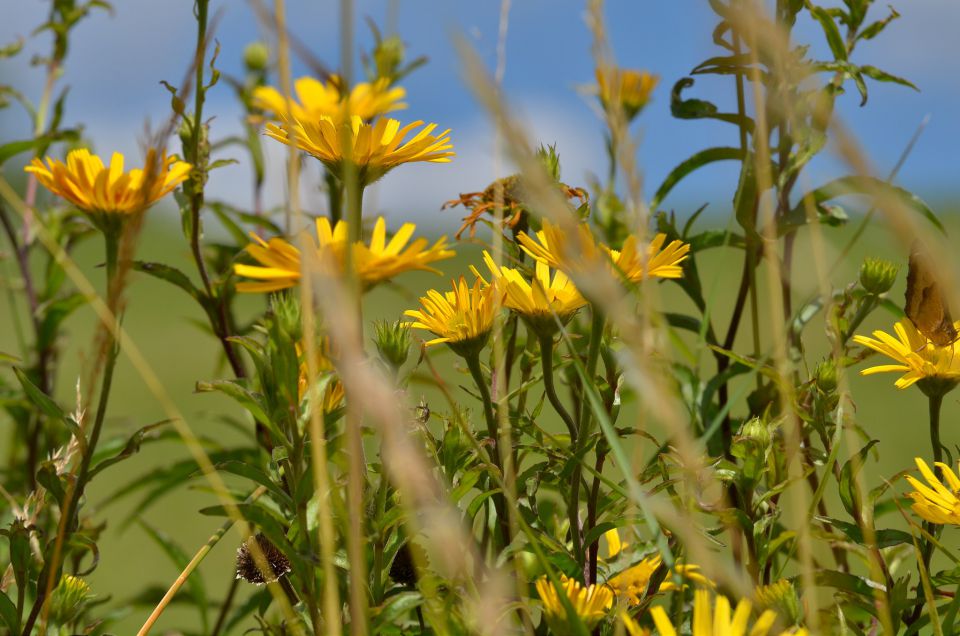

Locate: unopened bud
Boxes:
[374,320,412,371]
[859,257,898,295]
[244,42,270,72]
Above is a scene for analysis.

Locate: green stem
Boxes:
[371,474,390,604]
[909,393,945,627]
[570,309,604,577]
[465,353,510,548]
[24,227,122,636]
[538,334,577,440]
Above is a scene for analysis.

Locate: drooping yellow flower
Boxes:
[472,250,587,331]
[404,277,499,354]
[535,575,613,633]
[25,148,191,218]
[596,67,659,121]
[650,590,776,636]
[904,457,960,525]
[853,319,960,390]
[517,220,690,284]
[606,555,714,606]
[252,74,406,122]
[297,339,345,414]
[234,216,454,293]
[265,115,453,185]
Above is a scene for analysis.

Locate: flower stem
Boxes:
[569,309,604,576]
[26,227,123,636]
[465,352,511,548]
[538,334,577,440]
[909,392,945,627]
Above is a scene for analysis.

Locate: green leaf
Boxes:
[13,367,64,421]
[650,147,742,210]
[195,380,275,435]
[134,261,203,303]
[816,516,912,548]
[859,65,918,91]
[139,522,208,632]
[0,592,18,633]
[839,440,878,518]
[88,421,171,479]
[372,591,422,631]
[670,78,754,131]
[815,569,884,601]
[795,176,943,233]
[808,4,848,61]
[858,7,900,41]
[37,293,88,353]
[215,460,292,508]
[664,312,703,335]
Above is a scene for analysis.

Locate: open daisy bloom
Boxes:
[252,74,406,122]
[853,318,960,391]
[472,250,587,333]
[517,219,690,285]
[595,66,659,121]
[234,216,454,293]
[650,590,779,636]
[403,277,498,356]
[535,575,613,633]
[264,115,453,186]
[905,457,960,525]
[25,148,191,223]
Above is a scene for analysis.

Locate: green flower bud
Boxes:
[371,35,406,82]
[756,579,802,626]
[243,41,270,72]
[49,574,92,626]
[374,320,412,372]
[815,358,838,393]
[740,416,770,449]
[859,257,898,295]
[270,293,303,343]
[536,143,562,181]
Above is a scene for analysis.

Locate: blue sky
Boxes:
[1,1,957,230]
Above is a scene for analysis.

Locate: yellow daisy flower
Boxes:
[606,555,714,606]
[252,74,406,122]
[472,250,587,332]
[403,277,498,355]
[535,575,613,633]
[297,339,345,414]
[234,216,454,293]
[650,589,777,636]
[853,319,960,390]
[596,67,659,121]
[264,115,453,185]
[25,148,191,218]
[905,457,960,525]
[517,220,690,284]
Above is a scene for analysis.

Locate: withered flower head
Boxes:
[444,174,588,240]
[235,533,292,585]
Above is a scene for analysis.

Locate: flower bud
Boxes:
[243,41,270,73]
[756,579,802,626]
[374,320,412,371]
[49,574,92,626]
[536,143,562,182]
[740,416,770,449]
[815,358,838,393]
[859,257,898,295]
